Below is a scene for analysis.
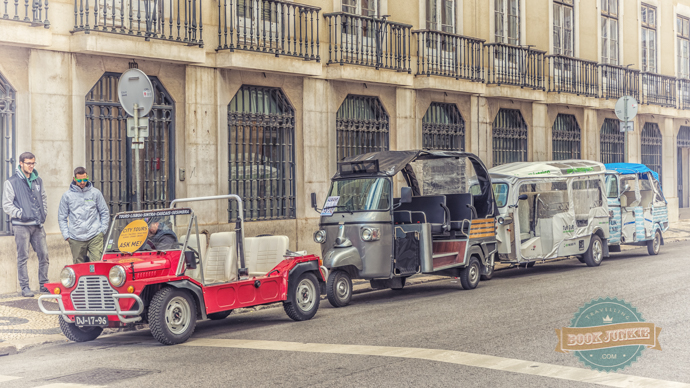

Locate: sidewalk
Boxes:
[2,219,690,356]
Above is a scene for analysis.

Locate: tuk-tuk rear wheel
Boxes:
[583,235,603,267]
[327,270,352,308]
[647,230,661,256]
[459,257,481,290]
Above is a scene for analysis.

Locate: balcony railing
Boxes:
[325,12,411,73]
[2,0,49,27]
[598,64,640,101]
[72,0,203,46]
[642,72,677,107]
[413,29,483,82]
[546,55,598,97]
[217,0,320,61]
[485,43,545,90]
[679,79,690,110]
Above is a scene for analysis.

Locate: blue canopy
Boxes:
[605,163,660,181]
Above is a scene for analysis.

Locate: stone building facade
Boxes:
[1,0,690,292]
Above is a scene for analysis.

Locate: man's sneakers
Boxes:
[40,285,50,293]
[21,288,34,297]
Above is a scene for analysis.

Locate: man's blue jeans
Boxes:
[14,225,49,290]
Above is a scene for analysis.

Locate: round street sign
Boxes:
[614,96,638,122]
[117,69,154,118]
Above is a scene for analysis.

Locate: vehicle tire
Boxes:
[58,315,103,342]
[583,235,604,267]
[481,264,494,280]
[207,310,232,320]
[390,277,406,290]
[149,287,197,345]
[459,257,481,290]
[326,270,352,308]
[647,230,661,256]
[283,272,320,321]
[518,261,535,268]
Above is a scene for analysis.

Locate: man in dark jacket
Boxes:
[145,217,179,250]
[1,152,49,297]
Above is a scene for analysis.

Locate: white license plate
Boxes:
[75,315,108,327]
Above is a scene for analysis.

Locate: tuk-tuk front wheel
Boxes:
[583,235,603,267]
[58,315,103,342]
[149,287,197,345]
[647,230,661,256]
[459,257,481,290]
[327,270,352,307]
[283,272,320,321]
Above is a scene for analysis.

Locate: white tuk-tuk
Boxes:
[489,160,610,267]
[604,163,669,255]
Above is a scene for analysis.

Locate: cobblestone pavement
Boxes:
[1,219,688,354]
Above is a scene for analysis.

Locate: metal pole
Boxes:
[624,96,629,163]
[134,103,142,210]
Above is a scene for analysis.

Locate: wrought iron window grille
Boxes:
[641,122,662,178]
[422,102,465,151]
[600,118,624,164]
[336,95,389,161]
[228,85,295,222]
[552,114,581,161]
[86,72,175,217]
[492,108,528,167]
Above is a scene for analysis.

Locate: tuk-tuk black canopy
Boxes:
[334,150,498,217]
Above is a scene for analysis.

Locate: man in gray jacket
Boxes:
[2,152,49,297]
[58,167,110,264]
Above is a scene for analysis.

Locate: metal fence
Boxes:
[2,0,49,27]
[86,73,175,216]
[641,72,677,107]
[546,55,598,97]
[228,85,295,222]
[422,102,465,151]
[325,12,411,72]
[492,108,528,167]
[598,64,640,101]
[485,43,545,90]
[336,95,389,161]
[600,118,624,164]
[72,0,203,46]
[0,73,16,235]
[552,114,581,160]
[413,29,483,82]
[217,0,320,61]
[641,122,663,178]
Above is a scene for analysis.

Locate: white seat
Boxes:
[244,235,289,277]
[204,232,238,284]
[179,233,207,281]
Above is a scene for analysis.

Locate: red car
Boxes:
[39,195,327,345]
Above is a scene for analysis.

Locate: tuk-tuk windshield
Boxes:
[604,175,618,198]
[327,178,391,212]
[471,183,509,207]
[105,209,192,253]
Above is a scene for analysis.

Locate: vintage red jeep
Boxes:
[39,195,327,345]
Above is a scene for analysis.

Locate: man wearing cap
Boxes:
[2,152,49,297]
[58,167,110,264]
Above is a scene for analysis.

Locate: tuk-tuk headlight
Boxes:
[109,265,127,287]
[314,230,327,244]
[497,216,513,225]
[361,227,380,241]
[60,267,76,288]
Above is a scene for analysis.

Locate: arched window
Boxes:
[492,108,527,166]
[600,118,624,164]
[0,73,16,234]
[422,102,464,151]
[641,122,662,177]
[228,85,295,222]
[86,73,175,215]
[552,114,581,160]
[336,95,389,161]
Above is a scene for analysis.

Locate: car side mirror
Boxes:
[400,187,412,204]
[518,194,528,201]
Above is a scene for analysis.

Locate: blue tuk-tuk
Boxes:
[605,163,669,255]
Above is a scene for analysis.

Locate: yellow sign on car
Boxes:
[118,219,148,253]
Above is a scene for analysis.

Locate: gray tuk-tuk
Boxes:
[311,150,498,308]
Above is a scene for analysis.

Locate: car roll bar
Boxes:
[170,195,247,277]
[37,294,145,324]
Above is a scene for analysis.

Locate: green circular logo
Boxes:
[556,298,662,372]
